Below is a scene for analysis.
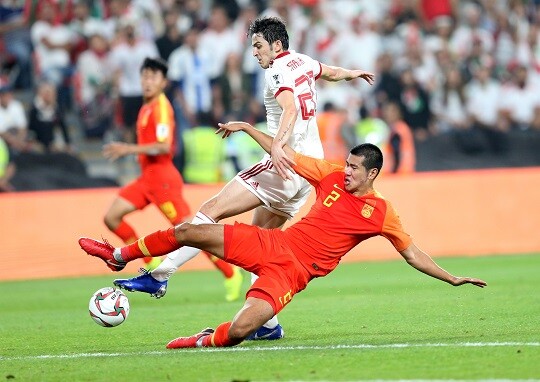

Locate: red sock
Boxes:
[120,227,179,262]
[112,221,138,244]
[204,251,234,278]
[201,322,243,347]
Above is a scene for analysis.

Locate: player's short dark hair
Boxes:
[350,143,383,175]
[247,16,289,50]
[140,57,168,77]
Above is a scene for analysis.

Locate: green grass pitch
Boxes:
[1,254,539,381]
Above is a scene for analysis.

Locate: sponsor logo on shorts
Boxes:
[250,181,259,190]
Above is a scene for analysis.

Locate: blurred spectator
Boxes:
[415,0,456,32]
[381,101,415,174]
[395,41,438,92]
[396,67,433,141]
[373,52,401,110]
[260,0,298,42]
[199,5,242,83]
[128,0,165,41]
[30,1,76,112]
[0,79,33,153]
[28,81,73,153]
[424,15,454,55]
[155,6,186,61]
[181,112,225,184]
[68,0,105,61]
[431,66,469,134]
[108,21,159,142]
[75,33,114,139]
[498,63,540,131]
[317,79,363,125]
[30,2,75,86]
[23,0,74,25]
[0,0,32,89]
[214,53,253,121]
[69,1,104,40]
[493,11,518,73]
[463,64,505,154]
[316,102,350,166]
[234,4,262,100]
[296,3,334,62]
[516,25,540,84]
[168,27,212,127]
[328,15,381,76]
[182,0,207,31]
[0,136,15,192]
[101,0,129,42]
[354,111,390,151]
[450,2,493,59]
[460,36,490,83]
[379,12,404,57]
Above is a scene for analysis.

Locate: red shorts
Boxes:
[224,222,311,315]
[119,171,190,225]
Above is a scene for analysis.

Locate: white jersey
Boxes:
[264,50,324,158]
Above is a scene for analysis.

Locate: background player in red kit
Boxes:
[101,57,239,295]
[80,120,487,348]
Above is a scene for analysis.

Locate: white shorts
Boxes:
[234,154,312,219]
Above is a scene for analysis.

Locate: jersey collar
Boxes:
[269,51,291,67]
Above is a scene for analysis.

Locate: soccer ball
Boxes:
[89,287,130,327]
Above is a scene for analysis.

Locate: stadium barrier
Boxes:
[1,167,539,281]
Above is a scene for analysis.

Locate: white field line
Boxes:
[1,342,539,361]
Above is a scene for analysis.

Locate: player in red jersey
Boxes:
[100,57,240,298]
[80,120,487,348]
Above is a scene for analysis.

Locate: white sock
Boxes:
[251,272,280,328]
[151,212,215,282]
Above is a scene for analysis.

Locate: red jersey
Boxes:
[283,153,412,278]
[136,93,176,172]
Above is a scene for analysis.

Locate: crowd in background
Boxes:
[2,0,540,190]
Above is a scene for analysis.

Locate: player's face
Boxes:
[344,154,372,194]
[251,33,276,69]
[140,69,166,100]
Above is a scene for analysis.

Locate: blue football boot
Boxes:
[113,268,167,299]
[246,324,285,340]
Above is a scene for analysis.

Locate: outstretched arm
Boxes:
[399,243,487,287]
[216,121,296,166]
[320,63,375,84]
[103,142,170,161]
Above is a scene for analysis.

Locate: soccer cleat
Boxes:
[113,268,167,299]
[224,266,243,302]
[166,327,215,349]
[246,324,285,341]
[79,237,126,272]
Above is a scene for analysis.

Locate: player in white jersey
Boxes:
[113,16,374,340]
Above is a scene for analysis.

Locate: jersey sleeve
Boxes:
[381,201,412,252]
[312,58,322,80]
[292,152,343,186]
[265,67,293,98]
[154,95,174,144]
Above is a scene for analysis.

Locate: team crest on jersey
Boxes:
[361,202,375,218]
[272,73,283,86]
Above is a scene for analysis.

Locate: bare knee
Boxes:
[199,198,221,221]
